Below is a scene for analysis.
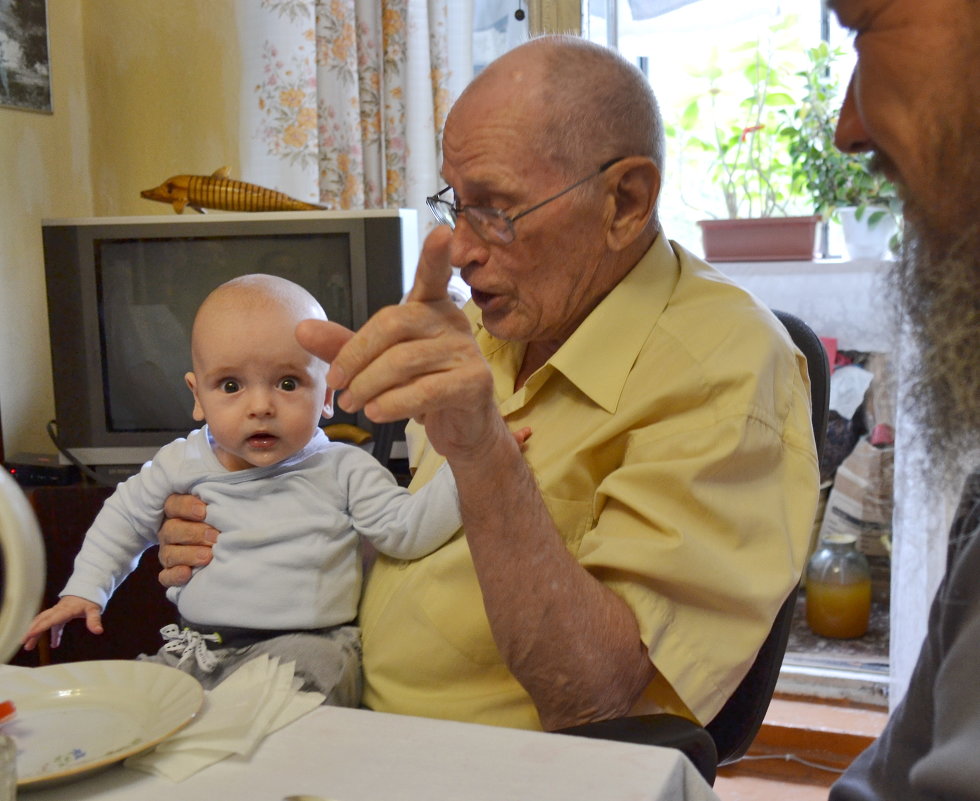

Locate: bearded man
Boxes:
[828,0,980,798]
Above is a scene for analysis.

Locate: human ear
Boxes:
[321,387,335,419]
[604,158,661,251]
[185,371,206,422]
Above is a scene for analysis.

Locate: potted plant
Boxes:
[669,18,820,261]
[780,43,902,260]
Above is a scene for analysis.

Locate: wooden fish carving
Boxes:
[140,167,324,213]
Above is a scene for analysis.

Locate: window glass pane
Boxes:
[473,0,530,75]
[604,0,855,255]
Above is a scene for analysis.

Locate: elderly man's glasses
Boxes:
[426,157,624,245]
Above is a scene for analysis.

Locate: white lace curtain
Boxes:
[237,0,473,232]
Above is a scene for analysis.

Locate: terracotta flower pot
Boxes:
[698,215,821,262]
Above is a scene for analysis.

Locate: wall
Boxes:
[0,0,240,457]
[83,0,242,217]
[0,0,91,458]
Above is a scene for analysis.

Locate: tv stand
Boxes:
[90,463,143,484]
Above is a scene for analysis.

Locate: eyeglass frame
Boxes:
[426,157,625,245]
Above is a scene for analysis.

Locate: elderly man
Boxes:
[827,0,980,798]
[160,36,818,732]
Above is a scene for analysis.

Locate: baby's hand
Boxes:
[22,595,104,651]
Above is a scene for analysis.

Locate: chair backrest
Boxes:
[371,420,399,471]
[773,310,830,462]
[704,308,830,765]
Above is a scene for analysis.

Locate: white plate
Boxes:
[2,660,203,788]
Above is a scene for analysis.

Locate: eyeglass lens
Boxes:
[427,157,623,245]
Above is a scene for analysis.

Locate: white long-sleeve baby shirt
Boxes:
[61,426,460,630]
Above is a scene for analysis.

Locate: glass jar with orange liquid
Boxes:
[805,533,872,639]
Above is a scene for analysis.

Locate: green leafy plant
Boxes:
[668,17,810,219]
[780,42,901,233]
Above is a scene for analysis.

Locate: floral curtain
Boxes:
[238,0,472,230]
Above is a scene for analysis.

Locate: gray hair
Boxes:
[529,36,665,176]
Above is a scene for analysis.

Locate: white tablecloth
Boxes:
[20,705,720,801]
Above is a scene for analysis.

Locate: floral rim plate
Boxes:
[2,660,203,788]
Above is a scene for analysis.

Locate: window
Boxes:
[473,0,530,74]
[584,0,856,253]
[466,2,908,706]
[585,1,890,706]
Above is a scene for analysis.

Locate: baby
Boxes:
[24,274,463,705]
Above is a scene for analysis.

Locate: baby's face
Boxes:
[186,302,331,471]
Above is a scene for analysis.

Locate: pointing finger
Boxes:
[296,319,356,386]
[407,226,454,304]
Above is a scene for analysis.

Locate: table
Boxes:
[20,705,720,801]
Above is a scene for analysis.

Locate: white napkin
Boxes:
[125,654,324,782]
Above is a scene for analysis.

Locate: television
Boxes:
[41,209,418,479]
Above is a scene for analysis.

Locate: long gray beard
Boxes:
[890,218,980,477]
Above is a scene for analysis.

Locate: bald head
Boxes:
[191,274,326,370]
[453,36,665,176]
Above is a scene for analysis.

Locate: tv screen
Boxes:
[42,210,418,476]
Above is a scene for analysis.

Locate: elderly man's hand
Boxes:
[296,227,501,462]
[157,494,218,588]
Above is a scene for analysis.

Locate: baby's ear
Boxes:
[321,387,335,419]
[185,372,206,422]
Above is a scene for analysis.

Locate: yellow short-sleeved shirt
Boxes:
[359,233,819,729]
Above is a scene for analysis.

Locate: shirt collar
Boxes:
[551,232,680,413]
[465,232,681,413]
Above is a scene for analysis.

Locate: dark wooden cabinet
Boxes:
[9,483,176,667]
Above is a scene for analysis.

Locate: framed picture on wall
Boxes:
[0,0,51,114]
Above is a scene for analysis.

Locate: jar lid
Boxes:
[822,532,858,546]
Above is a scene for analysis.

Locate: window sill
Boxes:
[777,659,889,708]
[717,695,889,786]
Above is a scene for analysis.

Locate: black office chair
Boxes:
[557,309,830,785]
[371,420,399,470]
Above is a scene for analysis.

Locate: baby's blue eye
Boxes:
[278,377,298,392]
[221,380,240,394]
